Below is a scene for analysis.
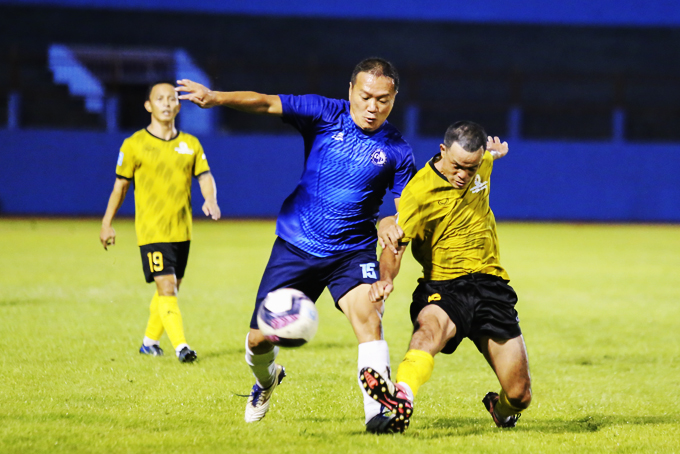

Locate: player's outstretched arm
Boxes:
[487,136,509,160]
[100,178,130,250]
[175,79,282,115]
[198,172,221,220]
[368,244,406,303]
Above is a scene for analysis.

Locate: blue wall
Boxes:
[1,130,678,222]
[4,0,680,26]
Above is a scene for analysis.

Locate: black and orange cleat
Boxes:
[360,367,413,433]
[482,392,521,428]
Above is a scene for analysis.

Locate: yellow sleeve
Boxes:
[396,185,420,243]
[192,139,210,177]
[116,138,136,180]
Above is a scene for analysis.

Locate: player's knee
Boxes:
[410,320,445,352]
[247,329,275,354]
[155,275,178,296]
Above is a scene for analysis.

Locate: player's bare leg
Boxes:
[408,304,457,356]
[393,304,457,399]
[338,284,398,432]
[480,335,532,427]
[244,328,285,422]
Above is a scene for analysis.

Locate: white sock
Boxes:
[175,343,189,356]
[357,340,391,424]
[143,336,160,347]
[244,333,280,389]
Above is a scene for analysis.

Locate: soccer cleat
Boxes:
[359,367,413,433]
[139,344,164,356]
[365,411,408,434]
[177,346,197,363]
[245,364,286,423]
[482,392,521,428]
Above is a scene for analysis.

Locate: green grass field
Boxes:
[1,219,679,453]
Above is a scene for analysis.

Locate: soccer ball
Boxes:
[257,288,319,347]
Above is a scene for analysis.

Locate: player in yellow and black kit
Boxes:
[359,121,531,432]
[100,81,221,363]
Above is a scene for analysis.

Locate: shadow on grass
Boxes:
[406,414,677,438]
[0,298,45,307]
[196,348,244,360]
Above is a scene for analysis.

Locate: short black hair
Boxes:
[350,57,399,92]
[145,80,176,101]
[443,121,488,152]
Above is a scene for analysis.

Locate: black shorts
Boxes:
[139,241,190,283]
[410,273,522,355]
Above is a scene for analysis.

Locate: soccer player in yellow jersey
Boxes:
[99,81,221,363]
[360,121,531,431]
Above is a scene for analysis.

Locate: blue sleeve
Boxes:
[390,143,417,197]
[279,94,344,133]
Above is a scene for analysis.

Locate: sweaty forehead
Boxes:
[355,72,396,94]
[451,144,484,167]
[151,84,176,97]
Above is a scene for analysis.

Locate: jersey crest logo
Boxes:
[332,132,344,142]
[470,174,488,194]
[174,142,194,155]
[370,149,387,166]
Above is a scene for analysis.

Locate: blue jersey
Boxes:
[277,94,416,257]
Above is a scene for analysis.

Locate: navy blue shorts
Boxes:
[250,237,380,329]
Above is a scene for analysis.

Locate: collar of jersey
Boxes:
[144,128,180,142]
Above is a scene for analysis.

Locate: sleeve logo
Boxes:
[174,142,195,155]
[470,174,488,194]
[117,151,124,167]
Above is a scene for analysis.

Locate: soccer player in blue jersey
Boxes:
[176,58,416,433]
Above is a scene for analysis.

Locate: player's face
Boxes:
[145,83,180,123]
[440,142,485,189]
[348,72,397,132]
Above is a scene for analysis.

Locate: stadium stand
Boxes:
[3,4,680,140]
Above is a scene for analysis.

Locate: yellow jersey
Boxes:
[115,129,210,246]
[397,151,509,281]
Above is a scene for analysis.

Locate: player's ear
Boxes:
[144,100,152,113]
[348,82,353,99]
[440,143,447,154]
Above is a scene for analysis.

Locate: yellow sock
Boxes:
[144,291,164,341]
[496,389,525,418]
[158,295,187,349]
[395,349,435,397]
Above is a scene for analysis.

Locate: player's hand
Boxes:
[487,136,509,160]
[175,79,217,108]
[202,199,221,220]
[369,280,394,303]
[378,215,403,254]
[100,225,116,250]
